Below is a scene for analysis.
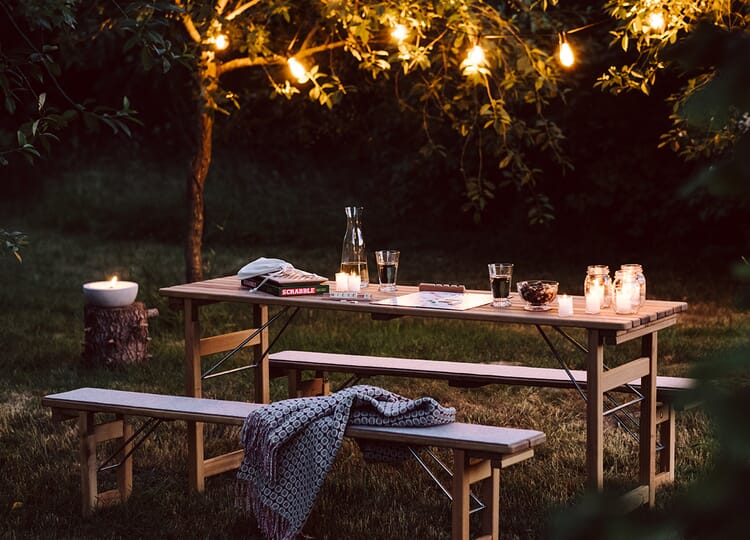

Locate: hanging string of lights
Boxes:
[198,8,670,84]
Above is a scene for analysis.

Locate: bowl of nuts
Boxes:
[516,280,559,311]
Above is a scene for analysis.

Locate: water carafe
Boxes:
[340,206,369,287]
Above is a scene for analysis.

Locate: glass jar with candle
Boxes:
[584,265,612,314]
[340,206,369,288]
[612,269,641,314]
[620,263,646,308]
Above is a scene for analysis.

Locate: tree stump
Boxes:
[83,302,158,368]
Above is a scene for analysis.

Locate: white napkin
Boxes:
[237,257,293,280]
[237,257,324,293]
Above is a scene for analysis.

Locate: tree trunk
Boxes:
[185,56,216,283]
[82,302,159,368]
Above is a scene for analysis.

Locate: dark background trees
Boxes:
[2,1,748,272]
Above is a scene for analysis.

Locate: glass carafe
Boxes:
[340,206,369,287]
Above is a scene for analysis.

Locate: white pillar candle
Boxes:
[616,283,633,313]
[585,285,602,314]
[335,272,349,292]
[347,272,361,291]
[558,294,573,317]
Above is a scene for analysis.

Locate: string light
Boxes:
[287,57,308,83]
[558,33,574,68]
[461,44,487,75]
[391,24,408,43]
[214,34,229,50]
[647,11,665,32]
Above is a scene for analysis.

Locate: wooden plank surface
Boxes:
[160,277,688,332]
[268,350,696,399]
[43,388,546,456]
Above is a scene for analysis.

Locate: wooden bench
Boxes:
[268,350,699,487]
[43,387,545,540]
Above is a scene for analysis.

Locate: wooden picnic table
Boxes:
[160,276,687,508]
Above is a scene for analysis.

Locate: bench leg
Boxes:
[118,416,133,502]
[287,369,330,398]
[479,466,500,540]
[655,403,676,486]
[78,412,133,516]
[79,412,97,516]
[451,450,499,540]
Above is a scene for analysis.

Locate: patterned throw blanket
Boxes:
[236,385,456,540]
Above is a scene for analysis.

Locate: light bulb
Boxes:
[558,40,574,68]
[214,34,229,50]
[647,11,665,32]
[287,57,308,83]
[461,44,487,75]
[467,45,485,67]
[391,24,408,43]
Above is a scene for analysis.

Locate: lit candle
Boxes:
[616,283,633,313]
[585,284,602,314]
[558,294,573,317]
[83,276,138,307]
[347,272,361,291]
[335,272,349,292]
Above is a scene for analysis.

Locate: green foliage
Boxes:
[1,229,28,262]
[599,0,750,183]
[159,0,578,222]
[0,0,142,166]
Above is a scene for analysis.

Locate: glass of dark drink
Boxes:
[488,263,514,307]
[375,250,400,291]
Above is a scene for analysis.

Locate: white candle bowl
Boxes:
[83,280,138,307]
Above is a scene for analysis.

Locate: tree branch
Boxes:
[175,1,201,43]
[218,54,286,74]
[218,40,349,75]
[217,0,230,16]
[300,25,320,52]
[226,0,263,21]
[0,1,79,109]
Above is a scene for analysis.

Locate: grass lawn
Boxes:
[1,154,747,538]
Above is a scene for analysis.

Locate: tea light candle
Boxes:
[585,285,602,314]
[558,294,573,317]
[347,272,361,291]
[83,276,139,307]
[335,272,349,292]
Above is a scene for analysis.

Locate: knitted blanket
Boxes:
[236,385,456,540]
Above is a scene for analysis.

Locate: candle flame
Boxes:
[109,276,118,288]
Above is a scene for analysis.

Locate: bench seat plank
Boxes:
[42,388,260,425]
[268,350,695,400]
[43,387,545,540]
[42,387,546,456]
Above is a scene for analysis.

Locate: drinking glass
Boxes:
[375,250,400,291]
[488,263,514,307]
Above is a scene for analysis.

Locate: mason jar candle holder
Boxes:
[612,269,641,314]
[584,265,611,314]
[620,263,646,308]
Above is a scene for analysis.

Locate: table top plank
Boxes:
[160,277,687,332]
